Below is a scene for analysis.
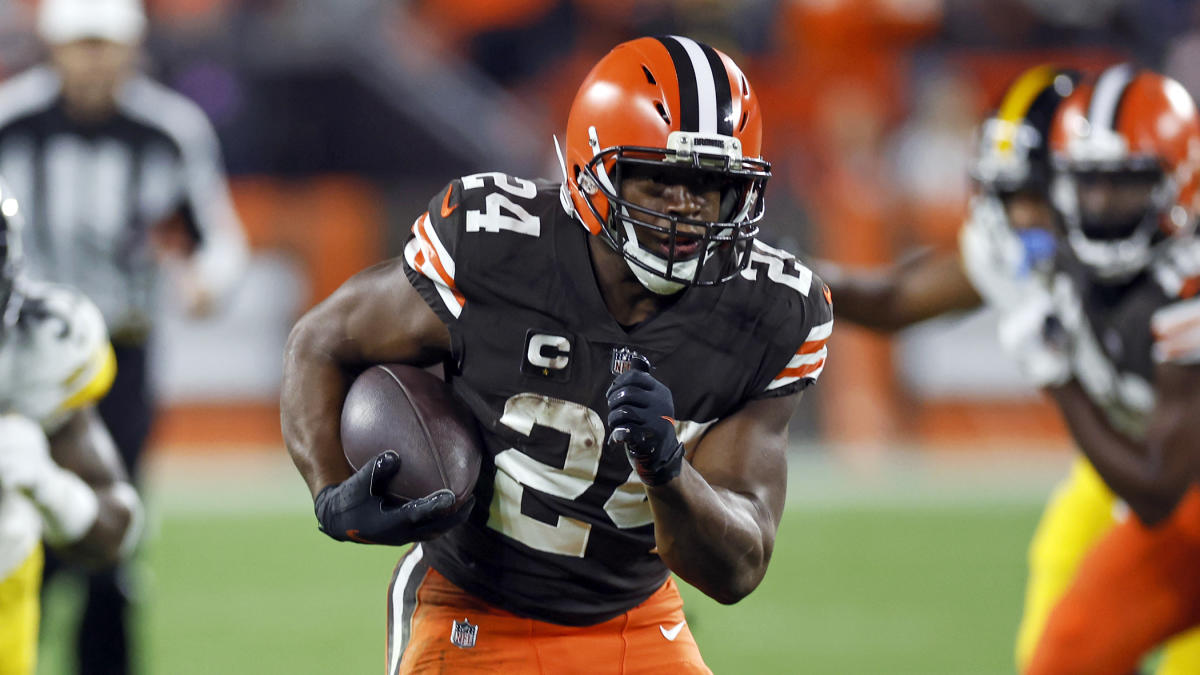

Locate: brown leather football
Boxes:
[340,364,482,508]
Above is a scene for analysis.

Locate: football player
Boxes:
[817,65,1071,327]
[1011,64,1200,675]
[282,36,832,673]
[0,181,144,675]
[819,64,1142,671]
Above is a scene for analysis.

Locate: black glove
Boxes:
[314,450,472,545]
[606,370,684,486]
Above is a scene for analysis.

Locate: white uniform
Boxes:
[0,281,114,675]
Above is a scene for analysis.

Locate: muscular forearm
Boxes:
[647,462,774,604]
[281,319,356,499]
[817,252,981,333]
[1048,381,1176,524]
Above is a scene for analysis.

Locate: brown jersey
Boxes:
[401,172,832,625]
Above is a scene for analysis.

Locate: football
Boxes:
[340,363,482,509]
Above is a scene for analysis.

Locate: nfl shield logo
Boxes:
[450,618,477,649]
[610,347,651,375]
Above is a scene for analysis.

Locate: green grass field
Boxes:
[37,450,1056,674]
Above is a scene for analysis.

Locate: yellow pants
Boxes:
[1016,456,1200,674]
[0,544,42,675]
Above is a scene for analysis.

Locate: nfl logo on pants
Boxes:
[451,618,477,649]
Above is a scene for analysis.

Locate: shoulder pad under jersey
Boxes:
[402,172,556,324]
[736,240,834,398]
[0,282,115,430]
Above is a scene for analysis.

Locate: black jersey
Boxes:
[1052,237,1200,439]
[401,172,832,625]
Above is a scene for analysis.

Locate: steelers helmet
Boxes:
[972,65,1081,198]
[1049,64,1200,282]
[563,36,771,294]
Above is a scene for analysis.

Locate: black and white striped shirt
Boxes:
[0,65,246,340]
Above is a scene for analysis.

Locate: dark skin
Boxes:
[282,173,798,604]
[817,191,1054,332]
[44,407,135,568]
[1046,363,1199,527]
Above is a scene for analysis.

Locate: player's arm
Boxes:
[158,95,249,317]
[1046,364,1199,526]
[282,259,450,496]
[0,409,142,569]
[45,408,143,567]
[281,259,462,545]
[654,392,797,604]
[814,249,981,332]
[606,369,799,603]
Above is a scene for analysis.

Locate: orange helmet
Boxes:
[562,36,770,293]
[1049,64,1200,281]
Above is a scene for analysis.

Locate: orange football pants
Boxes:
[386,544,711,675]
[1026,486,1200,675]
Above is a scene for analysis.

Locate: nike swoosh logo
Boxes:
[345,529,379,545]
[441,187,457,218]
[659,621,685,641]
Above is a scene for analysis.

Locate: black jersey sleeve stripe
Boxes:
[655,36,699,132]
[699,43,734,136]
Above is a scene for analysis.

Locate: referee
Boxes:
[0,0,248,672]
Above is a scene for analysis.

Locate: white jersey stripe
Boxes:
[404,235,463,319]
[767,361,826,390]
[672,36,718,134]
[783,350,827,369]
[418,213,457,281]
[805,320,834,342]
[388,544,425,675]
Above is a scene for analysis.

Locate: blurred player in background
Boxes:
[0,182,143,675]
[283,36,832,673]
[817,63,1200,674]
[1018,64,1200,675]
[816,65,1069,328]
[0,0,248,672]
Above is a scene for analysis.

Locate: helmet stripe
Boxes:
[658,36,732,135]
[1089,63,1136,132]
[997,65,1059,126]
[657,36,699,132]
[699,42,734,136]
[673,36,719,133]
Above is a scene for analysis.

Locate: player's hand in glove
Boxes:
[314,450,472,545]
[0,414,100,546]
[606,370,685,487]
[0,414,54,493]
[997,286,1073,389]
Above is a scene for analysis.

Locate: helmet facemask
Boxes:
[1052,157,1169,282]
[578,128,769,294]
[970,119,1064,278]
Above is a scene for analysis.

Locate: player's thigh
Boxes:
[388,549,709,674]
[616,577,710,675]
[0,545,43,675]
[1015,455,1117,668]
[1027,488,1200,675]
[388,546,536,674]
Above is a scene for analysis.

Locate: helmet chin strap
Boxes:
[619,222,686,293]
[618,215,690,295]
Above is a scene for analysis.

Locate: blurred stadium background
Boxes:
[3,0,1197,672]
